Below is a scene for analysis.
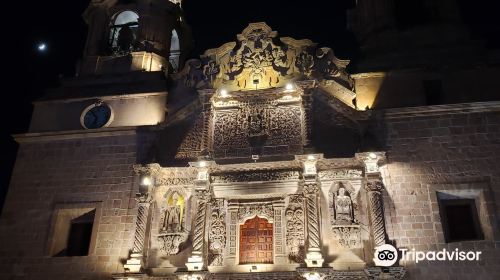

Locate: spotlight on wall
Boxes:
[307,155,316,161]
[368,152,377,160]
[220,89,229,98]
[141,175,152,186]
[199,161,207,168]
[285,83,294,91]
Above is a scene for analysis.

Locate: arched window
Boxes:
[169,30,181,71]
[109,10,139,53]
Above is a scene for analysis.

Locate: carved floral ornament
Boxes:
[178,22,353,92]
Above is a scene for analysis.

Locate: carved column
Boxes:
[301,87,314,147]
[186,161,212,272]
[356,152,388,247]
[272,200,287,264]
[297,154,324,267]
[124,165,158,273]
[365,179,387,246]
[303,182,324,267]
[226,203,239,265]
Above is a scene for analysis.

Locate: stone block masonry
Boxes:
[0,131,155,280]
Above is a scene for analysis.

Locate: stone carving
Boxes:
[296,51,314,76]
[158,233,189,255]
[334,186,353,224]
[303,183,321,250]
[331,225,361,248]
[365,266,407,280]
[180,23,353,91]
[248,108,268,137]
[286,195,305,261]
[329,182,357,225]
[329,181,359,226]
[211,170,300,183]
[192,189,211,254]
[365,180,387,246]
[158,191,189,255]
[156,177,194,186]
[163,193,182,232]
[238,203,274,222]
[212,105,303,155]
[175,115,205,160]
[318,169,363,180]
[209,199,226,266]
[131,193,152,256]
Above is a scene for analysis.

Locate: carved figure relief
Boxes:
[158,191,189,255]
[329,182,358,225]
[329,182,362,249]
[248,108,268,137]
[212,105,303,154]
[209,199,226,266]
[285,195,305,262]
[333,186,354,225]
[163,192,182,232]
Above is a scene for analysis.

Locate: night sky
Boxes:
[1,0,499,211]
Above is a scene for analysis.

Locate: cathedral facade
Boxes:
[1,1,499,280]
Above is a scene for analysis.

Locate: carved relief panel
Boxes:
[212,105,303,155]
[285,194,305,262]
[208,199,226,266]
[328,181,361,248]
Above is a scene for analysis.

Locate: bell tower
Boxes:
[81,0,192,75]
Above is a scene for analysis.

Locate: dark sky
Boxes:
[1,0,499,211]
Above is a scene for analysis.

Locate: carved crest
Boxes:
[180,22,352,91]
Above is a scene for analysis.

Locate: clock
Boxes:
[81,102,113,129]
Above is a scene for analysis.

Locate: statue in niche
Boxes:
[333,185,354,225]
[248,109,266,137]
[163,193,182,232]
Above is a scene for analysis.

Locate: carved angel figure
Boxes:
[334,186,353,225]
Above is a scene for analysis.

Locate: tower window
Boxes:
[169,30,181,72]
[109,10,139,54]
[437,196,483,243]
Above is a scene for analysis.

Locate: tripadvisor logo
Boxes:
[373,244,482,267]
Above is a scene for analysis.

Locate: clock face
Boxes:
[82,104,112,129]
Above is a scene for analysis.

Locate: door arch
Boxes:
[239,216,273,264]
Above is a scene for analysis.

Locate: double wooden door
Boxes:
[239,216,273,264]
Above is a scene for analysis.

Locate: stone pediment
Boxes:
[177,22,353,91]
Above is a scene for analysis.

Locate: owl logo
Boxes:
[373,244,398,267]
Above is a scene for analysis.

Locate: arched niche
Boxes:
[169,29,181,71]
[108,10,139,53]
[159,187,191,233]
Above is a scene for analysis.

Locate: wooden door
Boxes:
[239,216,273,264]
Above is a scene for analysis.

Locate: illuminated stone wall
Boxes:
[374,104,500,279]
[0,132,155,279]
